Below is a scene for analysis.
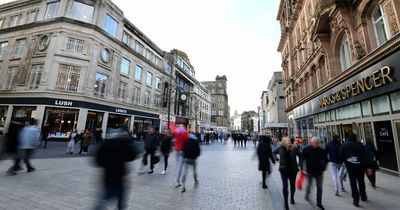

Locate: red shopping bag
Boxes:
[296,171,307,190]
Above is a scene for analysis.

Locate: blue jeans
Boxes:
[176,151,185,183]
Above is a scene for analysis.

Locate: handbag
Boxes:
[296,171,307,190]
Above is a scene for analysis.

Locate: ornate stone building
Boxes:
[277,0,400,175]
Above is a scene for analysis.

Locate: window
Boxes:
[153,94,160,108]
[144,91,151,107]
[132,87,141,105]
[103,14,118,37]
[9,15,20,27]
[165,63,172,75]
[27,64,43,89]
[117,81,127,101]
[4,67,18,90]
[0,19,3,29]
[390,91,400,112]
[70,1,94,23]
[27,10,37,23]
[371,95,389,115]
[339,34,352,71]
[211,88,216,94]
[155,77,161,89]
[146,71,153,86]
[94,72,108,97]
[120,57,130,75]
[146,49,154,61]
[155,56,161,67]
[122,32,129,44]
[45,1,60,19]
[0,41,8,59]
[13,39,26,58]
[55,64,81,92]
[134,41,144,54]
[66,37,84,53]
[361,100,371,117]
[135,65,142,81]
[372,5,389,46]
[101,48,110,63]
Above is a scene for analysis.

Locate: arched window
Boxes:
[339,34,352,71]
[372,5,389,46]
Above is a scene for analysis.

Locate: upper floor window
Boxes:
[0,41,8,59]
[122,32,129,44]
[13,39,26,58]
[146,49,154,61]
[372,5,389,47]
[56,64,81,92]
[339,34,352,71]
[66,37,85,53]
[27,64,43,89]
[146,71,153,86]
[0,19,4,29]
[103,14,118,37]
[70,1,94,23]
[94,72,108,97]
[134,40,144,55]
[155,76,161,89]
[135,65,142,81]
[4,66,18,90]
[144,91,151,107]
[120,57,130,75]
[27,10,38,23]
[45,1,60,20]
[117,81,127,101]
[155,56,161,67]
[132,86,141,105]
[9,15,20,27]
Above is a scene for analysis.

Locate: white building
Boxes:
[231,110,241,131]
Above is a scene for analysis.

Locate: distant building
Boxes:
[265,72,287,136]
[202,75,230,130]
[240,111,258,133]
[231,110,241,131]
[259,91,268,134]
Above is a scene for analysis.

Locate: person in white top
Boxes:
[66,129,78,154]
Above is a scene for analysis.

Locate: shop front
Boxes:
[292,50,400,175]
[43,107,79,139]
[86,111,103,130]
[0,106,8,135]
[176,117,189,129]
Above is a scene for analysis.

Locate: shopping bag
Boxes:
[296,171,307,190]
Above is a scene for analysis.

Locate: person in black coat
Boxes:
[274,137,300,210]
[340,133,367,207]
[94,128,140,210]
[181,134,201,193]
[159,129,172,175]
[3,120,24,175]
[301,137,328,210]
[257,135,276,189]
[364,141,379,188]
[142,126,159,174]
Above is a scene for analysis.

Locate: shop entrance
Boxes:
[43,108,79,137]
[86,111,103,130]
[374,121,398,172]
[107,114,130,130]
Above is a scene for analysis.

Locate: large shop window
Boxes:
[0,106,8,135]
[371,95,390,115]
[336,103,361,120]
[361,100,371,117]
[86,111,103,130]
[390,91,400,113]
[43,108,79,137]
[12,106,37,124]
[107,114,130,130]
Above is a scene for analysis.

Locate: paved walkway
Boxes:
[0,141,399,210]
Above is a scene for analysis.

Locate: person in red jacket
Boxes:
[174,127,188,187]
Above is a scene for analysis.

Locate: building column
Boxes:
[3,105,14,134]
[34,105,46,126]
[101,112,109,139]
[130,115,135,132]
[76,108,88,132]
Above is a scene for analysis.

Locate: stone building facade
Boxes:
[277,0,400,175]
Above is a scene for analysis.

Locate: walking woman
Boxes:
[81,129,92,155]
[257,135,276,189]
[160,128,172,175]
[275,137,301,210]
[364,140,379,188]
[66,128,78,154]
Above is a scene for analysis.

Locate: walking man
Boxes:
[340,133,367,207]
[181,134,201,193]
[159,128,172,175]
[15,119,40,173]
[142,126,159,174]
[326,135,345,195]
[301,136,328,210]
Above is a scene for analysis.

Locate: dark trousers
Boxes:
[142,150,155,170]
[163,153,169,170]
[14,149,34,170]
[95,185,125,210]
[348,169,367,203]
[305,173,323,205]
[281,172,297,206]
[366,169,376,187]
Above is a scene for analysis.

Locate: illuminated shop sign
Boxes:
[319,66,394,108]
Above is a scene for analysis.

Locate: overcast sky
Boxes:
[0,0,282,114]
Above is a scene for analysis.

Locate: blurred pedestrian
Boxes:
[66,128,78,154]
[81,129,92,155]
[326,135,345,196]
[142,126,158,174]
[95,128,140,210]
[94,126,103,144]
[257,135,276,189]
[364,140,379,189]
[14,119,40,173]
[243,133,247,147]
[3,120,24,175]
[160,128,172,175]
[340,133,367,207]
[181,134,201,193]
[41,123,50,148]
[274,137,300,210]
[174,127,189,187]
[301,136,328,210]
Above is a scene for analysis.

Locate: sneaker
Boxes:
[335,192,339,196]
[161,170,166,175]
[361,196,367,202]
[175,183,182,188]
[353,201,360,207]
[194,180,199,186]
[290,198,295,204]
[147,170,153,174]
[262,184,267,189]
[317,204,325,210]
[181,187,186,193]
[27,168,36,173]
[341,187,346,192]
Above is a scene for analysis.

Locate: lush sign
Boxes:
[319,66,394,108]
